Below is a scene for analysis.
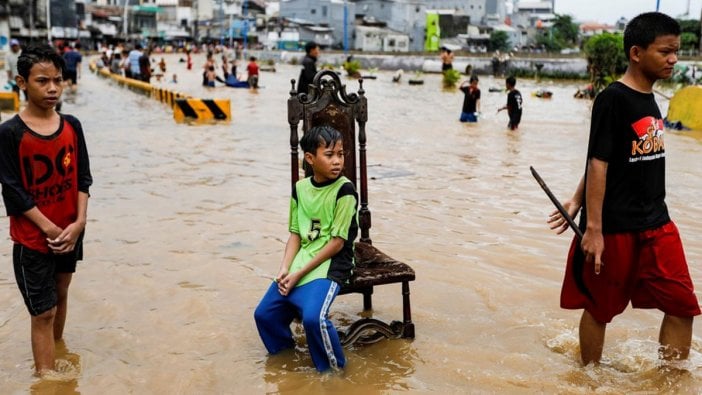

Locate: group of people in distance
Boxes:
[459,74,523,130]
[0,12,698,381]
[201,51,260,89]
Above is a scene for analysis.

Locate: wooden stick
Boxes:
[530,166,583,239]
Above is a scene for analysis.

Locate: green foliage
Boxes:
[489,30,510,52]
[442,69,461,88]
[679,19,700,35]
[342,60,362,76]
[533,14,579,52]
[681,32,698,51]
[552,14,579,46]
[535,33,563,52]
[583,32,627,94]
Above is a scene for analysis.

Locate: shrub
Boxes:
[343,60,362,77]
[442,69,461,88]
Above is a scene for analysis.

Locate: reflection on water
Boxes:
[0,53,700,393]
[263,336,418,393]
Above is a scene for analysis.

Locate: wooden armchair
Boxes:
[288,70,416,347]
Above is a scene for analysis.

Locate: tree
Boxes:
[583,32,627,94]
[552,14,579,47]
[681,32,698,52]
[489,30,510,52]
[678,19,700,53]
[532,14,579,53]
[535,31,563,52]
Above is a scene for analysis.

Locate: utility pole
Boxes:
[193,0,199,43]
[123,0,129,38]
[343,0,348,53]
[46,0,52,44]
[219,0,224,44]
[242,0,248,59]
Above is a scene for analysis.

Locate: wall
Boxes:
[257,49,589,75]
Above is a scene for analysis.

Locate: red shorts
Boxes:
[560,221,700,323]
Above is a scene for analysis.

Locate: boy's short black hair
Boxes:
[17,44,66,80]
[304,41,319,55]
[624,12,680,60]
[469,75,479,83]
[300,125,343,154]
[249,56,256,61]
[506,76,516,87]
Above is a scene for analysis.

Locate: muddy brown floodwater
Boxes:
[0,53,701,393]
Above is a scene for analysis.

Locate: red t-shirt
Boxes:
[0,115,92,252]
[247,62,259,77]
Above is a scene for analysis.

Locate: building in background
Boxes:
[354,24,409,52]
[278,0,354,49]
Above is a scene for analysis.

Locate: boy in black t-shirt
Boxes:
[459,75,481,122]
[498,76,522,130]
[297,42,319,95]
[547,12,699,366]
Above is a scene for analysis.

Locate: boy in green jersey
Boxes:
[254,125,358,372]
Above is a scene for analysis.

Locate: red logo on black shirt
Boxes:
[22,145,75,206]
[630,116,665,161]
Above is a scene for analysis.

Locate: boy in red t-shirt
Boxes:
[0,44,92,376]
[246,56,259,89]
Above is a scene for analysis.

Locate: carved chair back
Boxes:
[288,70,371,243]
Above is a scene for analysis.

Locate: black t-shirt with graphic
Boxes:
[460,86,481,113]
[507,89,522,123]
[582,81,669,233]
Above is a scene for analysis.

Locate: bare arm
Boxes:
[581,158,607,274]
[278,237,344,296]
[548,174,584,234]
[48,191,89,254]
[276,232,301,282]
[23,207,62,240]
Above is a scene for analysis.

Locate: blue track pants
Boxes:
[254,278,346,372]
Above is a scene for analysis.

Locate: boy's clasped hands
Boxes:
[276,270,302,296]
[45,222,84,254]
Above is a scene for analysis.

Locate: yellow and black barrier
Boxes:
[90,58,230,124]
[173,98,231,124]
[0,91,19,112]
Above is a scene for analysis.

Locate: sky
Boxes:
[552,0,702,24]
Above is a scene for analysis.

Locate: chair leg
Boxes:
[401,281,415,338]
[363,288,373,312]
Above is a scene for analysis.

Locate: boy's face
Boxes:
[305,140,344,183]
[634,34,680,80]
[16,62,63,110]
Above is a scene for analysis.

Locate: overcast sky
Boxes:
[552,0,702,24]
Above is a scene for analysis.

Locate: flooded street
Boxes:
[0,53,701,393]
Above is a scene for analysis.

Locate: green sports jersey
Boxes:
[289,175,358,287]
